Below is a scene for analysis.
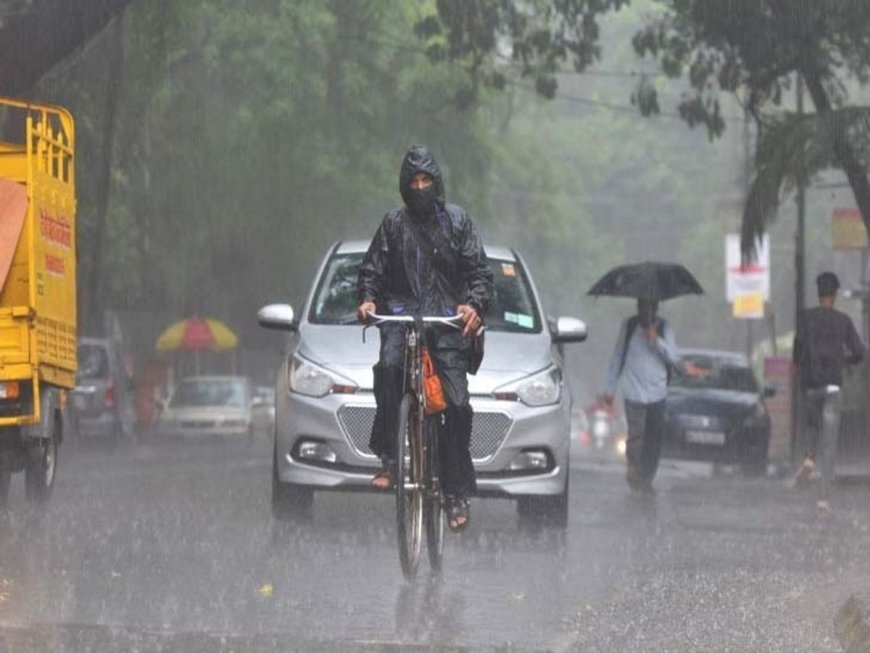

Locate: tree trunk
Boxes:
[801,68,870,240]
[85,15,125,334]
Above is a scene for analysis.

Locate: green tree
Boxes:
[418,1,870,254]
[629,1,870,255]
[35,0,498,352]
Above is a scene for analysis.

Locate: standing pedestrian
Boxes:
[791,271,865,511]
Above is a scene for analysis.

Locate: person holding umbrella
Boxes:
[590,262,704,495]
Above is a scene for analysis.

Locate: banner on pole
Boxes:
[732,292,764,318]
[831,207,868,250]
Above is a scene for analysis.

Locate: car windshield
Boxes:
[170,379,247,408]
[671,354,759,393]
[77,345,109,380]
[309,253,542,333]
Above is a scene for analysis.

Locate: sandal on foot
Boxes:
[446,496,470,532]
[371,466,395,490]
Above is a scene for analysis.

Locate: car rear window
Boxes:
[309,252,542,333]
[77,345,109,380]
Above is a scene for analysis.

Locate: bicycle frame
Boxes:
[366,312,461,579]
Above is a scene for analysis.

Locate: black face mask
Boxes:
[406,186,437,217]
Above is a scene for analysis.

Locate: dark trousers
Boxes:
[802,388,843,498]
[370,324,476,497]
[623,399,666,484]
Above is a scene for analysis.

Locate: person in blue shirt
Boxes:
[602,298,692,494]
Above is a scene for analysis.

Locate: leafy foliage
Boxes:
[34,0,495,348]
[621,1,870,253]
[421,0,870,258]
[415,1,629,102]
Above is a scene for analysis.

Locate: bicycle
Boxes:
[366,312,462,580]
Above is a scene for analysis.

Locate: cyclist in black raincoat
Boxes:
[357,144,492,531]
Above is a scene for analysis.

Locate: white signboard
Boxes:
[725,234,770,302]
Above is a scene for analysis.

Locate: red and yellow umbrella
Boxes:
[155,317,238,352]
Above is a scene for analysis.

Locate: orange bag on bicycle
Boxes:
[421,346,447,415]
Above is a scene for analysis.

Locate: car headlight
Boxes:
[494,367,561,407]
[287,355,358,398]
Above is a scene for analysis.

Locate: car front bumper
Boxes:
[274,391,569,497]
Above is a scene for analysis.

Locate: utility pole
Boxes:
[796,75,806,322]
[742,95,754,362]
[791,73,807,465]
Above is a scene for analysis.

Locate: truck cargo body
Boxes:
[0,97,76,427]
[0,97,76,502]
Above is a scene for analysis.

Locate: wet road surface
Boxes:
[0,434,868,651]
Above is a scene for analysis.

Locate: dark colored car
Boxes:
[664,349,774,475]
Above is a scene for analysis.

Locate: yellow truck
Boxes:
[0,97,76,504]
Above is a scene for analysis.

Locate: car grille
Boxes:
[338,405,512,461]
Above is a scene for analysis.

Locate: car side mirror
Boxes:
[763,385,776,398]
[551,316,587,344]
[258,304,297,331]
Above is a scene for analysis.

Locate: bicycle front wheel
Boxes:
[425,413,445,573]
[396,392,423,580]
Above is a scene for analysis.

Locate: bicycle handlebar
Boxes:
[365,312,463,329]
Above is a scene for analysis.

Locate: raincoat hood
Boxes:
[399,144,446,210]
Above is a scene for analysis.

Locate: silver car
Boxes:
[258,241,587,526]
[73,337,135,440]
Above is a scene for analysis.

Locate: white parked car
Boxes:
[157,376,254,439]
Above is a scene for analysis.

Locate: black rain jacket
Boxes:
[357,145,492,318]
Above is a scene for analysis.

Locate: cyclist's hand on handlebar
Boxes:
[456,304,481,337]
[358,301,377,323]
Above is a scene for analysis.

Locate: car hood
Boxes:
[296,324,554,392]
[666,387,758,421]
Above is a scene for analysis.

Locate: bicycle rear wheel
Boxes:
[425,413,445,573]
[396,392,423,580]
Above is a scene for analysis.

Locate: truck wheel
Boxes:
[25,412,60,503]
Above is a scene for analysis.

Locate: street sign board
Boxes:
[732,292,764,318]
[831,207,869,250]
[726,234,770,320]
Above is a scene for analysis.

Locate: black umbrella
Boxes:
[587,261,704,301]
